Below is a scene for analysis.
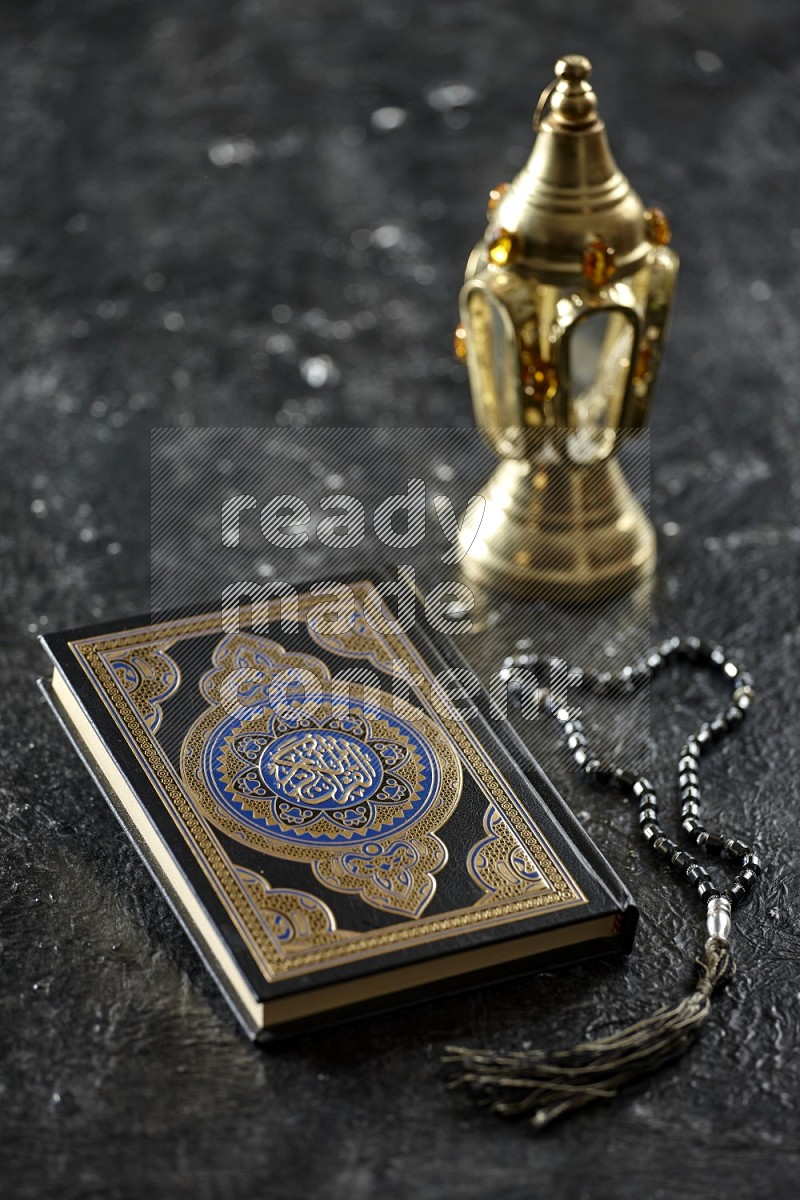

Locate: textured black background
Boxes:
[2,1,800,1197]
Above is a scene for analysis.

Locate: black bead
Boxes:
[710,715,728,737]
[682,817,705,837]
[697,880,720,902]
[703,832,725,856]
[638,791,658,809]
[742,852,762,874]
[679,772,699,790]
[678,755,697,773]
[653,835,678,858]
[641,823,660,843]
[687,863,708,883]
[682,785,701,802]
[671,849,694,871]
[728,881,748,906]
[738,867,758,889]
[639,807,658,825]
[684,738,701,757]
[633,778,654,798]
[725,838,749,860]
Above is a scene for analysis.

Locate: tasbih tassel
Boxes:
[445,637,759,1128]
[445,927,731,1129]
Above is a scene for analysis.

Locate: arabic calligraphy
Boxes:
[261,730,384,809]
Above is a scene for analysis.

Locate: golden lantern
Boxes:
[457,55,678,602]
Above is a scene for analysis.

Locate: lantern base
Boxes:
[458,455,655,604]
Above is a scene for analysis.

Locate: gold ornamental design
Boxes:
[180,632,462,918]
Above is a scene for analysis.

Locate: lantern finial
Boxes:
[547,55,598,129]
[489,55,648,284]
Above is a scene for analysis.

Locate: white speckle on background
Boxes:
[300,355,340,388]
[207,137,256,167]
[695,49,723,73]
[372,225,402,249]
[426,82,477,111]
[371,106,407,131]
[265,332,294,356]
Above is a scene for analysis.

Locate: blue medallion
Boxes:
[200,693,441,850]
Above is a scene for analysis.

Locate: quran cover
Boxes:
[39,577,636,1038]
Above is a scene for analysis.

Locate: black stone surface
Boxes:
[2,1,799,1197]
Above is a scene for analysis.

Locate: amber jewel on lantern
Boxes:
[582,238,616,286]
[644,207,671,246]
[633,342,653,382]
[453,323,468,361]
[487,182,509,214]
[519,344,557,404]
[488,230,518,267]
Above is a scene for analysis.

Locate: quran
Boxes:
[39,579,636,1038]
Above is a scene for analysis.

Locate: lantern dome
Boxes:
[485,56,662,285]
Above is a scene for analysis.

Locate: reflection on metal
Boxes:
[457,55,679,602]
